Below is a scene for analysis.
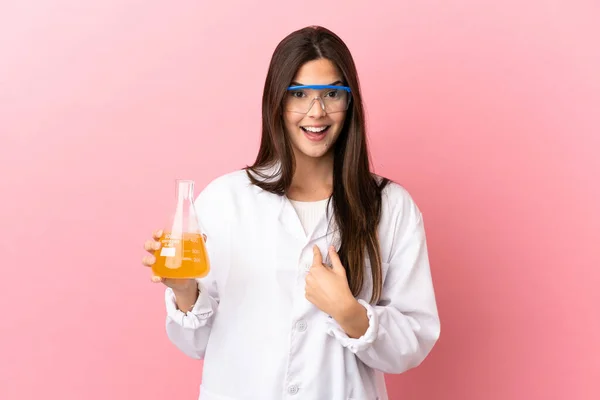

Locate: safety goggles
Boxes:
[284,84,352,114]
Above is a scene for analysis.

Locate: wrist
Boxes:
[172,280,198,296]
[332,296,369,339]
[333,296,362,324]
[172,281,199,309]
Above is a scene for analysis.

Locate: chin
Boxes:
[297,134,334,156]
[302,148,330,159]
[299,141,336,159]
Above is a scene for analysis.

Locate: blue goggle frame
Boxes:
[286,84,352,92]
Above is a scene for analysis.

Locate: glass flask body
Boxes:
[151,180,210,279]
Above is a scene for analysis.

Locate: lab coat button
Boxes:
[287,385,299,395]
[296,320,307,332]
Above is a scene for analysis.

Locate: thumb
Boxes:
[312,245,323,266]
[328,246,346,275]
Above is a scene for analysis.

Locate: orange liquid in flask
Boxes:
[152,232,210,279]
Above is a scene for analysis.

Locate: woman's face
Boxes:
[283,58,348,161]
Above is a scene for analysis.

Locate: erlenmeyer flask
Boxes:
[152,179,210,279]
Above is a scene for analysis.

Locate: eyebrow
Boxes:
[290,80,344,86]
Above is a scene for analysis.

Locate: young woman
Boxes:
[142,25,440,400]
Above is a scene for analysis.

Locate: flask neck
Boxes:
[176,180,195,202]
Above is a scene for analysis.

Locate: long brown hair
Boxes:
[245,26,390,304]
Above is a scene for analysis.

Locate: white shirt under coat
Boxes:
[163,166,440,400]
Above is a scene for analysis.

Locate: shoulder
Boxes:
[193,169,254,207]
[373,176,427,262]
[199,168,255,195]
[376,175,423,229]
[193,169,256,228]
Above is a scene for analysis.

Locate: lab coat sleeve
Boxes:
[326,205,440,374]
[164,274,219,359]
[163,179,227,360]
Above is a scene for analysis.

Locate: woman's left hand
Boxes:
[305,245,356,319]
[305,245,370,338]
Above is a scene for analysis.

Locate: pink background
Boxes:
[1,1,599,399]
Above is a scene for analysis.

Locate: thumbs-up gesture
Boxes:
[305,245,355,320]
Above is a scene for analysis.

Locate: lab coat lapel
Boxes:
[248,160,340,247]
[248,161,306,242]
[307,199,341,268]
[277,195,307,242]
[308,197,338,243]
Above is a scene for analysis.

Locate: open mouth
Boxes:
[301,126,330,134]
[301,125,330,142]
[301,125,330,133]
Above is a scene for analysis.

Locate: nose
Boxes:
[306,97,327,118]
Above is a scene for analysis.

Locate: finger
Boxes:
[328,246,346,274]
[144,239,161,252]
[152,229,163,240]
[142,255,156,267]
[305,271,315,285]
[312,245,323,267]
[305,291,315,304]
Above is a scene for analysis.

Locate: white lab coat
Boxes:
[164,165,440,400]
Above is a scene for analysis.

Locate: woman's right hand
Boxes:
[142,229,198,295]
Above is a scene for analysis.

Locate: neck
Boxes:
[287,151,334,201]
